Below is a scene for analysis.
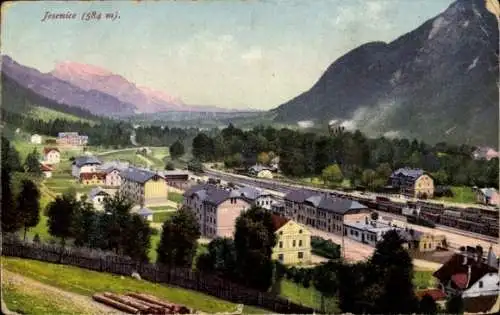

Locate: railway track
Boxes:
[204,168,499,244]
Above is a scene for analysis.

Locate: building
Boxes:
[397,228,447,252]
[162,170,190,189]
[248,165,274,179]
[43,148,60,164]
[136,207,153,221]
[390,168,435,199]
[31,134,42,144]
[233,186,276,210]
[40,163,53,178]
[119,167,168,207]
[72,156,102,178]
[183,183,251,238]
[283,189,370,235]
[103,167,123,187]
[80,172,106,186]
[432,247,499,313]
[57,132,89,146]
[344,218,398,246]
[271,215,312,265]
[87,187,110,210]
[475,188,499,206]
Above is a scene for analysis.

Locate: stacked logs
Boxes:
[92,292,192,314]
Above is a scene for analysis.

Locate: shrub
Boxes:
[311,236,341,259]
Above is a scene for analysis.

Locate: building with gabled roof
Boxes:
[476,187,499,206]
[183,183,251,238]
[43,147,60,164]
[232,186,276,210]
[72,156,102,178]
[119,167,168,207]
[390,167,434,198]
[271,214,312,265]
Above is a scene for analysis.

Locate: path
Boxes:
[3,270,123,314]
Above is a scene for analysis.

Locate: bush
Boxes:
[311,236,341,259]
[33,233,41,243]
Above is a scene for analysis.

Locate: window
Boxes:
[279,241,283,248]
[292,240,296,247]
[298,252,303,259]
[299,240,303,247]
[299,229,303,234]
[278,254,284,261]
[479,281,483,288]
[279,231,283,235]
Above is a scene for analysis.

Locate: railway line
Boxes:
[204,168,500,250]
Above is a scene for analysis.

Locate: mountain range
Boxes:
[272,0,499,146]
[1,56,243,117]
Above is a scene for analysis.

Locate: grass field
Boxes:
[3,278,85,315]
[413,270,436,290]
[168,192,184,203]
[436,186,477,204]
[153,211,176,223]
[278,279,338,313]
[2,257,265,314]
[29,106,96,125]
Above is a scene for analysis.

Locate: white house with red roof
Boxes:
[43,147,60,164]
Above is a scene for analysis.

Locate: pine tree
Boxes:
[169,140,185,160]
[17,179,40,240]
[1,169,22,234]
[47,190,78,247]
[24,149,42,176]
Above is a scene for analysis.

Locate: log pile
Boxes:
[92,292,192,314]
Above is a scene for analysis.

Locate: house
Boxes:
[271,215,312,265]
[183,183,251,238]
[103,167,123,187]
[31,134,42,144]
[119,167,168,207]
[283,189,370,235]
[88,187,110,210]
[233,186,276,210]
[43,148,60,164]
[40,163,53,178]
[57,132,88,146]
[162,170,190,189]
[136,207,153,222]
[432,247,499,312]
[72,156,102,178]
[475,188,499,206]
[389,168,435,199]
[397,228,447,252]
[344,218,399,246]
[80,172,106,186]
[248,165,274,179]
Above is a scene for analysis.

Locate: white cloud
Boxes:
[241,47,263,62]
[332,1,393,31]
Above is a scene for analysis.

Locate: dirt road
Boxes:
[3,270,123,314]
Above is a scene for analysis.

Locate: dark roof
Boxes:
[184,183,245,206]
[234,186,271,201]
[390,167,425,179]
[74,156,102,167]
[397,228,424,242]
[43,147,60,154]
[284,189,317,203]
[314,195,367,214]
[433,254,498,290]
[121,167,164,184]
[271,214,290,232]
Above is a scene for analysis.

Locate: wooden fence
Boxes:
[2,238,318,314]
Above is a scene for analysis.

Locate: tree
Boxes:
[313,261,340,312]
[157,206,200,266]
[99,193,135,255]
[1,137,22,172]
[321,164,344,186]
[47,190,79,247]
[419,294,438,314]
[169,140,185,160]
[369,230,418,314]
[197,237,237,279]
[192,133,215,162]
[233,206,277,291]
[17,179,40,240]
[257,152,270,165]
[187,159,204,173]
[123,214,152,262]
[446,294,464,314]
[1,169,22,234]
[24,149,42,176]
[165,161,175,170]
[375,163,392,179]
[72,196,98,248]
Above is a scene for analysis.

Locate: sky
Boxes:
[2,0,454,110]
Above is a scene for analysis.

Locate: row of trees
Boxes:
[191,124,498,189]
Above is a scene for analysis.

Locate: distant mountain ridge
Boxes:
[1,56,250,117]
[272,0,499,146]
